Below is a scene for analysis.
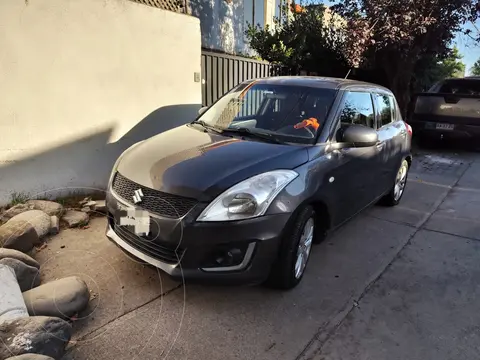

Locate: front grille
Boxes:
[113,222,184,264]
[112,172,197,218]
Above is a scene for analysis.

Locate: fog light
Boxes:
[201,243,256,272]
[214,248,243,267]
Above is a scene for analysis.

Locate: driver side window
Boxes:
[339,91,375,128]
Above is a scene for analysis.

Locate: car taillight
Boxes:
[404,122,412,136]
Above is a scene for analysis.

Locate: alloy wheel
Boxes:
[394,162,408,201]
[294,217,314,279]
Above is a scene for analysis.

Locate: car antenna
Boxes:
[345,68,352,79]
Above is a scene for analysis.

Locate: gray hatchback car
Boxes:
[105,77,412,290]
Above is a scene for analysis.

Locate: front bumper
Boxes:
[105,190,290,285]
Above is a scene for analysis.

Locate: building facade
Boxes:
[190,0,291,55]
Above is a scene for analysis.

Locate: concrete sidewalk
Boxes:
[33,149,480,360]
[302,150,480,360]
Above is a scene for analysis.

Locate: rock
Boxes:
[61,211,89,228]
[49,216,59,235]
[8,211,51,239]
[80,207,90,213]
[0,258,40,292]
[85,200,97,209]
[25,200,64,217]
[0,221,39,253]
[0,204,35,223]
[22,277,89,319]
[0,265,29,323]
[0,249,39,269]
[5,354,55,360]
[94,200,106,213]
[0,316,71,360]
[78,197,91,206]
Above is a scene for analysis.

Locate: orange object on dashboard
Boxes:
[294,118,320,130]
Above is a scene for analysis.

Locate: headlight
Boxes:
[197,170,298,222]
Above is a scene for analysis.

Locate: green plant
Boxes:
[412,46,466,92]
[470,58,480,75]
[245,3,350,76]
[9,192,30,206]
[77,220,89,228]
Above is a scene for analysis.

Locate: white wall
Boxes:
[0,0,202,205]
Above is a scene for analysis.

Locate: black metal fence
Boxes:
[201,50,288,107]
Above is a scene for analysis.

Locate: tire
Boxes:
[264,206,316,290]
[381,159,409,206]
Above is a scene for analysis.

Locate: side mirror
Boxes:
[198,106,208,116]
[336,124,378,148]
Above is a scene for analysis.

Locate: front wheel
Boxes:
[265,206,315,290]
[381,159,409,206]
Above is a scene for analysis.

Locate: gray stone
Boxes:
[25,200,64,217]
[85,200,97,209]
[94,200,106,213]
[22,276,89,319]
[8,211,51,239]
[78,197,91,206]
[5,354,55,360]
[0,258,40,292]
[0,204,35,223]
[0,316,71,360]
[80,206,90,213]
[0,249,39,269]
[61,211,89,228]
[49,216,59,235]
[0,221,39,253]
[0,265,29,323]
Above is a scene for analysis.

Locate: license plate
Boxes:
[436,123,454,130]
[115,205,150,236]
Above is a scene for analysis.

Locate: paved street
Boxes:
[34,147,480,360]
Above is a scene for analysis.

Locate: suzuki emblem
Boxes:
[132,189,144,204]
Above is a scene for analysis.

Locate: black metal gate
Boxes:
[201,50,286,107]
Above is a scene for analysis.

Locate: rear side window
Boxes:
[339,91,374,128]
[388,96,396,120]
[374,94,394,128]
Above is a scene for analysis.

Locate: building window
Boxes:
[273,0,292,28]
[245,0,266,28]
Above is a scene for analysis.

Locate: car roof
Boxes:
[250,76,392,93]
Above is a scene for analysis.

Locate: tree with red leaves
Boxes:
[246,0,480,113]
[331,0,480,113]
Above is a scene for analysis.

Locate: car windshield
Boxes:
[197,82,337,144]
[438,79,480,95]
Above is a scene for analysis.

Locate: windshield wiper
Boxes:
[220,127,284,144]
[191,120,223,134]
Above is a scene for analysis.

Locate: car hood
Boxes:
[116,124,309,201]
